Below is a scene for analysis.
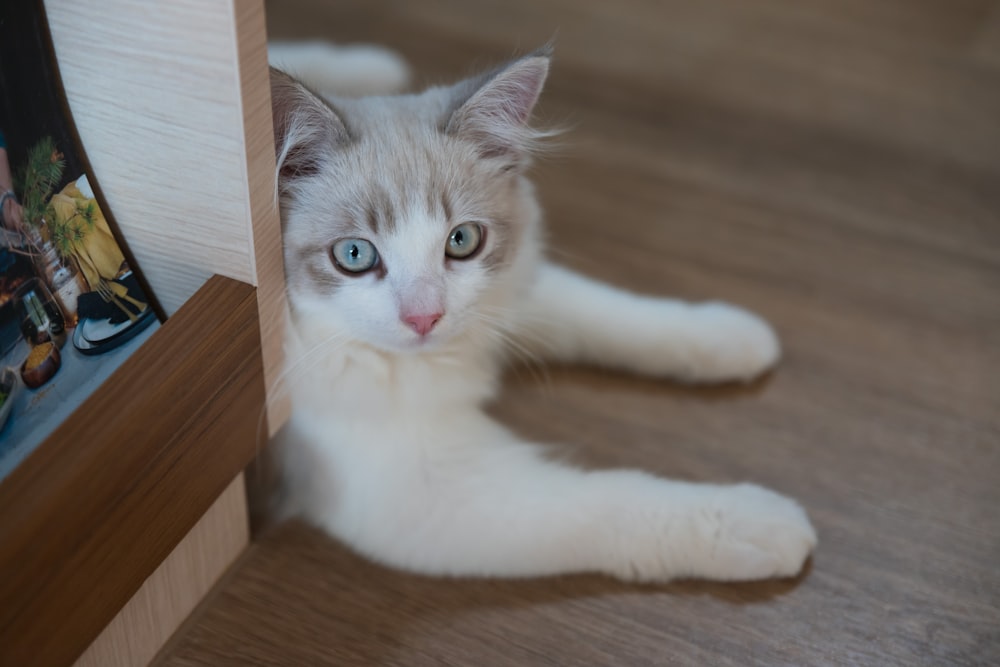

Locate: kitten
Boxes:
[269,45,817,582]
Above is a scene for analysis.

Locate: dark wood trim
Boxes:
[0,276,265,667]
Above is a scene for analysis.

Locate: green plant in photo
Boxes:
[15,135,65,234]
[49,200,93,259]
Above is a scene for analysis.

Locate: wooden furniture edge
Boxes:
[74,473,249,667]
[232,0,291,436]
[0,275,266,667]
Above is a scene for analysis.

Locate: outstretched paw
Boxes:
[268,41,410,97]
[694,483,817,581]
[677,303,781,383]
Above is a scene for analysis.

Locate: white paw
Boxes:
[268,41,410,97]
[679,302,781,383]
[691,483,817,581]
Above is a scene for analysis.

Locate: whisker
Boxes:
[469,312,552,390]
[476,305,557,355]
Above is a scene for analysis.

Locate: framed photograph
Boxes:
[0,2,164,478]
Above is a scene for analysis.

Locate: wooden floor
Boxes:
[157,1,1000,665]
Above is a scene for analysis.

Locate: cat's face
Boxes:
[272,52,549,353]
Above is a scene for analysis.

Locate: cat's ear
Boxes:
[445,46,551,161]
[270,67,348,183]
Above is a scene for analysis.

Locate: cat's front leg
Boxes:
[516,262,780,383]
[312,422,816,582]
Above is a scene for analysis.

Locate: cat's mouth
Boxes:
[370,326,438,354]
[402,331,444,351]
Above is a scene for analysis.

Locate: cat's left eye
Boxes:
[445,223,484,260]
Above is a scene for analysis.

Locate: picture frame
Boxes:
[0,1,165,478]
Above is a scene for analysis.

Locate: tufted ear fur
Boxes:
[270,67,349,185]
[444,47,551,162]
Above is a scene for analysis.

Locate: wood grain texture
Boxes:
[0,276,265,667]
[74,474,248,667]
[44,1,271,315]
[158,1,1000,665]
[46,0,290,432]
[231,1,291,434]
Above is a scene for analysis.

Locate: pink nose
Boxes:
[402,311,443,336]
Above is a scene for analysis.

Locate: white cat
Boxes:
[268,44,817,582]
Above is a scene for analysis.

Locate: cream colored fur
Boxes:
[269,43,816,582]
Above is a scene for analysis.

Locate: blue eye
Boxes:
[331,238,379,273]
[446,223,483,259]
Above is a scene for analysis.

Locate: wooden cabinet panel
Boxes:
[0,276,265,667]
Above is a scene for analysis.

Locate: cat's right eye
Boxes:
[331,238,379,274]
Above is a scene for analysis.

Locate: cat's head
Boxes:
[271,49,552,354]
